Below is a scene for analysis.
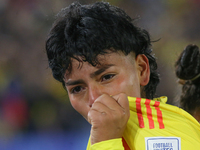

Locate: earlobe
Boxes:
[136,54,150,86]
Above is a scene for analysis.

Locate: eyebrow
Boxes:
[65,79,85,86]
[90,64,114,78]
[65,64,114,86]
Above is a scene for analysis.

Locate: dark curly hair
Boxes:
[45,2,159,99]
[175,44,200,114]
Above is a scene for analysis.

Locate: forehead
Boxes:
[64,51,135,78]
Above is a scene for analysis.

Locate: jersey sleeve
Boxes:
[87,96,200,150]
[87,138,124,150]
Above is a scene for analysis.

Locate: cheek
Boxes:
[114,74,140,97]
[69,97,89,120]
[69,99,79,111]
[111,77,129,94]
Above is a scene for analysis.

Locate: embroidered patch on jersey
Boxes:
[145,137,181,150]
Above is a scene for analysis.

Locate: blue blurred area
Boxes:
[0,77,91,150]
[0,130,90,150]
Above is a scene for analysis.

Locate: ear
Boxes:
[135,54,150,86]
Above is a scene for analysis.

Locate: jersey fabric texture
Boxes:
[86,96,200,150]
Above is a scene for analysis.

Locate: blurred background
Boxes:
[0,0,200,149]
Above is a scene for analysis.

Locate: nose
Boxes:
[88,84,102,107]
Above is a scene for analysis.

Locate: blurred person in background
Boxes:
[175,44,200,123]
[45,1,200,150]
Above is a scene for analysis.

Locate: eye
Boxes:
[70,86,85,94]
[101,74,115,82]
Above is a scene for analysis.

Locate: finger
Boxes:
[95,94,122,111]
[112,93,130,115]
[94,93,130,121]
[88,109,100,125]
[91,100,110,113]
[87,103,109,125]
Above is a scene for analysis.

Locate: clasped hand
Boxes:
[88,93,130,145]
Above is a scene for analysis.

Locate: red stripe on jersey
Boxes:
[136,97,144,128]
[153,101,165,129]
[145,99,154,129]
[122,137,131,150]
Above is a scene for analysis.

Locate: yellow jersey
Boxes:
[87,96,200,150]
